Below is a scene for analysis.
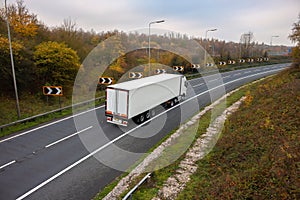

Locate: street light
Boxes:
[5,0,21,119]
[148,20,165,76]
[270,35,279,46]
[204,28,217,66]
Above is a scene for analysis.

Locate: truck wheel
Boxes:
[170,99,174,107]
[139,114,145,123]
[145,111,151,119]
[150,109,156,117]
[181,94,186,101]
[174,98,179,104]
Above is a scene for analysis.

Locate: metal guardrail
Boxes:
[0,61,289,132]
[0,71,209,132]
[0,96,105,131]
[123,173,152,200]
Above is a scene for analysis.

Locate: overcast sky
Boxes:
[11,0,300,46]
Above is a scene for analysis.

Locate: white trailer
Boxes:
[105,73,187,126]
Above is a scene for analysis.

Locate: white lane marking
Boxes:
[223,75,230,78]
[188,71,223,83]
[0,160,16,170]
[208,78,220,83]
[45,126,93,148]
[16,67,286,200]
[0,106,105,144]
[2,64,289,144]
[233,73,241,76]
[192,83,204,88]
[244,71,251,74]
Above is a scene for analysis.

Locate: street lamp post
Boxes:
[148,20,165,76]
[270,35,279,46]
[5,0,21,119]
[204,28,217,67]
[270,35,279,57]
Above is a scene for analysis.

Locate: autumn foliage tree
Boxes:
[34,41,80,94]
[289,14,300,66]
[0,0,38,38]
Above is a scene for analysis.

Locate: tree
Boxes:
[289,14,300,65]
[0,0,38,38]
[289,14,300,45]
[34,41,80,93]
[0,35,24,94]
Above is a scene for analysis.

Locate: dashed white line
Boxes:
[223,75,230,78]
[208,78,219,83]
[16,67,286,200]
[45,126,93,148]
[0,106,104,144]
[0,160,16,170]
[192,83,204,87]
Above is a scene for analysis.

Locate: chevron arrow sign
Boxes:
[192,64,201,69]
[228,60,236,64]
[99,77,114,84]
[129,72,143,79]
[155,69,166,74]
[173,66,184,72]
[219,61,227,65]
[43,86,63,96]
[206,63,214,67]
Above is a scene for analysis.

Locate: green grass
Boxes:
[177,66,300,199]
[98,65,299,200]
[0,91,105,137]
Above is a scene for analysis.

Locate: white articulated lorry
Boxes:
[105,73,188,126]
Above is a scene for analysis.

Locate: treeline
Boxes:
[0,0,290,98]
[0,0,116,97]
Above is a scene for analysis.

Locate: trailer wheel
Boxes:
[145,111,151,119]
[133,113,146,124]
[150,109,156,117]
[174,98,179,104]
[170,99,174,107]
[139,114,145,123]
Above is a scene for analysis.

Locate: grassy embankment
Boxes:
[0,91,105,137]
[104,65,299,199]
[178,65,300,199]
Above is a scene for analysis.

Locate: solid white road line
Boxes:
[0,160,16,170]
[192,83,204,87]
[16,67,286,200]
[45,126,93,148]
[2,64,288,144]
[0,106,104,144]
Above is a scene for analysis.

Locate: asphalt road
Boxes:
[0,63,289,200]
